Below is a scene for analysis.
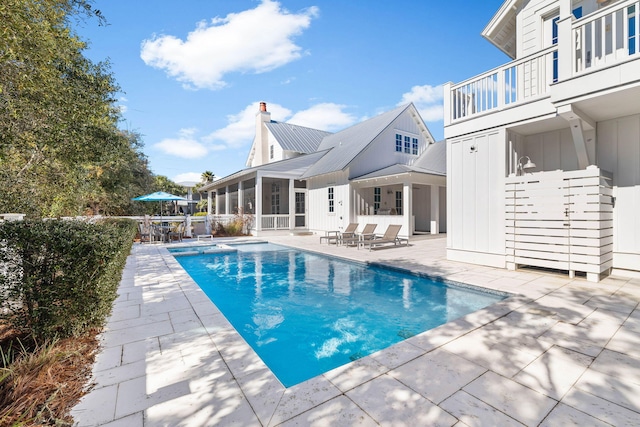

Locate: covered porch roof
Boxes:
[351,166,446,187]
[200,151,328,191]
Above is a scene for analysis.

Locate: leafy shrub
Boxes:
[193,212,207,216]
[221,219,243,236]
[0,219,137,340]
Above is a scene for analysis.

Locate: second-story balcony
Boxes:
[445,0,640,126]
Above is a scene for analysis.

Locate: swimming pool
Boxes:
[172,242,508,387]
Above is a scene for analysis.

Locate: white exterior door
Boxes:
[294,190,307,228]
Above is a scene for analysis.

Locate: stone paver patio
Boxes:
[72,234,640,426]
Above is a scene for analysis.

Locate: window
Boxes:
[374,187,381,214]
[395,134,403,152]
[271,182,280,214]
[270,145,274,159]
[629,5,637,55]
[395,191,403,215]
[552,16,559,82]
[328,187,334,213]
[396,132,419,155]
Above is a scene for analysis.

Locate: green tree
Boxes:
[201,170,215,183]
[0,0,154,217]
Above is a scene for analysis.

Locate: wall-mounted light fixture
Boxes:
[470,144,477,153]
[517,156,537,175]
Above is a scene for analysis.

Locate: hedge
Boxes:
[0,218,137,340]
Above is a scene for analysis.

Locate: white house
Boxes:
[201,102,446,239]
[444,0,640,281]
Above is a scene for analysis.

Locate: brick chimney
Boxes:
[248,101,272,167]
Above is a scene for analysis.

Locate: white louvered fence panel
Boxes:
[505,166,613,281]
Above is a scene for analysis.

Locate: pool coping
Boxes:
[72,235,640,426]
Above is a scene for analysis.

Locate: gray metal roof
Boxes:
[351,140,446,181]
[265,121,332,154]
[200,151,329,190]
[300,104,413,179]
[412,139,446,175]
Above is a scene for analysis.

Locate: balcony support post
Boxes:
[558,104,594,169]
[557,0,574,82]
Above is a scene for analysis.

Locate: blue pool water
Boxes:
[173,242,507,387]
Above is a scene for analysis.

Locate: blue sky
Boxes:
[76,0,508,184]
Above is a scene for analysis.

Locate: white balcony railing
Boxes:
[450,46,557,122]
[261,214,290,230]
[574,0,639,73]
[449,0,640,123]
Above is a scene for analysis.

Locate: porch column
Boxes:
[238,181,244,214]
[403,181,412,238]
[214,190,219,215]
[255,175,262,231]
[225,185,230,215]
[430,185,440,235]
[289,179,295,230]
[207,191,213,215]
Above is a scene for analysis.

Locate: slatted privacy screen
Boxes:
[505,167,613,281]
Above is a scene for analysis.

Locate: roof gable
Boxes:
[301,104,432,179]
[351,139,446,181]
[482,0,523,59]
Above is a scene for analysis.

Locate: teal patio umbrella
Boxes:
[132,191,187,219]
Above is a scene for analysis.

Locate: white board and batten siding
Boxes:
[517,0,598,58]
[447,129,508,267]
[306,172,351,233]
[597,113,640,273]
[505,166,613,282]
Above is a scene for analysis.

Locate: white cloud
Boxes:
[140,0,319,90]
[205,101,358,150]
[398,84,444,122]
[206,102,292,147]
[173,172,204,184]
[117,96,129,113]
[154,128,208,159]
[287,103,356,132]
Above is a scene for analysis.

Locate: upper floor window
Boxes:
[270,144,274,159]
[395,132,419,155]
[328,187,334,213]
